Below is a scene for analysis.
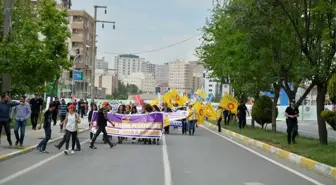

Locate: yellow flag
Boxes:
[162,91,173,108]
[170,89,182,105]
[219,93,239,114]
[150,98,159,106]
[193,102,205,124]
[195,89,207,100]
[203,103,219,120]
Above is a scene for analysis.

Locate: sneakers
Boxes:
[54,144,60,150]
[15,141,19,146]
[110,143,116,148]
[64,150,75,155]
[89,145,97,149]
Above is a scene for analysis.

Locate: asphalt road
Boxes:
[0,128,334,185]
[246,119,336,142]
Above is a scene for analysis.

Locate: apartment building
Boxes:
[114,54,156,79]
[95,70,118,96]
[168,60,193,93]
[65,10,95,99]
[156,63,169,85]
[122,72,156,93]
[96,57,109,74]
[203,70,230,97]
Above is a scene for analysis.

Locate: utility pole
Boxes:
[91,5,115,100]
[1,0,13,95]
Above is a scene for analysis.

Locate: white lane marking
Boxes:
[244,183,265,185]
[162,135,173,185]
[0,139,90,185]
[201,126,325,185]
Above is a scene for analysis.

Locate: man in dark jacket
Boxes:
[89,102,116,149]
[285,101,299,144]
[30,94,43,130]
[0,94,19,146]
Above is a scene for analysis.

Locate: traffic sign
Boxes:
[73,70,83,81]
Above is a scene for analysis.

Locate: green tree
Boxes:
[328,74,336,105]
[0,0,47,94]
[37,0,71,103]
[252,95,278,129]
[197,0,304,131]
[277,0,336,144]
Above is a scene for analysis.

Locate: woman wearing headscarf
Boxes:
[88,104,97,141]
[152,105,161,145]
[143,104,153,144]
[117,104,126,144]
[130,105,138,144]
[186,103,197,136]
[161,102,172,134]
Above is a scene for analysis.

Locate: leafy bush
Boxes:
[321,110,336,131]
[328,74,336,104]
[252,95,278,129]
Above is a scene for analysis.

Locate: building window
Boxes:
[209,84,213,87]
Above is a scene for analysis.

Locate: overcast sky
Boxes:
[71,0,213,68]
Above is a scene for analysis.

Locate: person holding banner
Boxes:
[162,102,172,134]
[186,103,197,136]
[130,105,138,144]
[88,104,97,141]
[117,105,126,144]
[90,102,117,149]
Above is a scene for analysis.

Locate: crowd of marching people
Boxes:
[0,90,264,156]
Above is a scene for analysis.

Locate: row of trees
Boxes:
[197,0,335,144]
[0,0,71,97]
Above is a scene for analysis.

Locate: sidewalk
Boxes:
[0,118,89,161]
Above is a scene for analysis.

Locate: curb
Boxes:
[204,122,336,179]
[0,128,89,162]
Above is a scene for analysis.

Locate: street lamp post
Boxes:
[91,5,116,100]
[71,54,80,97]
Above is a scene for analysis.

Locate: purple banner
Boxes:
[90,111,164,139]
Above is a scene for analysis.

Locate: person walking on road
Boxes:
[62,104,81,155]
[0,94,19,146]
[285,101,299,144]
[216,106,224,132]
[52,97,60,126]
[223,108,230,125]
[116,105,126,144]
[162,102,172,134]
[89,102,116,149]
[30,94,43,130]
[88,104,97,141]
[54,104,81,151]
[237,102,249,129]
[37,103,56,153]
[186,103,197,136]
[11,96,31,147]
[59,99,67,132]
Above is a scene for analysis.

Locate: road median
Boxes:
[204,121,336,179]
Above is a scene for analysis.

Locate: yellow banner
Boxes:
[219,93,238,114]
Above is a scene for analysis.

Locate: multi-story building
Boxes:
[203,70,230,97]
[189,61,204,91]
[114,54,156,79]
[94,70,118,96]
[114,54,145,78]
[122,72,156,93]
[168,60,193,93]
[155,63,169,85]
[95,57,109,74]
[63,10,95,99]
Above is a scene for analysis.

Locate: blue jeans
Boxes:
[14,120,27,145]
[38,128,52,151]
[182,121,188,134]
[188,120,196,135]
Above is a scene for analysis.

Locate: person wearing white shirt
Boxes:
[61,104,81,155]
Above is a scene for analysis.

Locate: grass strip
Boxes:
[208,120,336,167]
